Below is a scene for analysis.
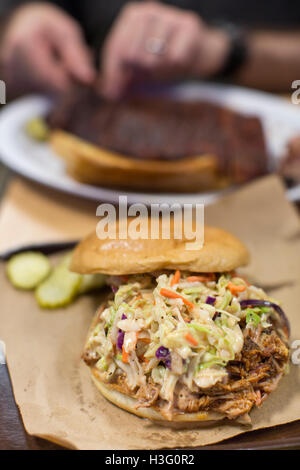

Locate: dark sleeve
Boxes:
[0,0,75,18]
[0,1,23,46]
[0,0,30,17]
[0,0,76,41]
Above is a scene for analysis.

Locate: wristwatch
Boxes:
[212,21,249,79]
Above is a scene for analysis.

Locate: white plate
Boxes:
[0,82,299,205]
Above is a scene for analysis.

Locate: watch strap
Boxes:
[211,22,249,79]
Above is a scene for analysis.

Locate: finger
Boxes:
[101,17,144,98]
[25,38,71,92]
[51,27,96,84]
[101,3,177,99]
[101,43,134,99]
[136,15,175,71]
[161,24,200,79]
[101,14,174,98]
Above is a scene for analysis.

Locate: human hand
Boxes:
[0,2,96,97]
[100,1,230,99]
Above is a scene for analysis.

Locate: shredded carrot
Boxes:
[160,288,194,309]
[140,356,149,363]
[171,270,181,287]
[227,282,246,295]
[129,294,143,306]
[186,274,216,283]
[138,337,151,344]
[122,345,129,363]
[185,332,198,346]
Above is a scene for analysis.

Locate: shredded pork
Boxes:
[86,321,289,421]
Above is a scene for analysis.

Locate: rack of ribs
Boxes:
[48,85,269,185]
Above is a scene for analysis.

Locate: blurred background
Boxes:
[1,0,300,100]
[1,0,300,199]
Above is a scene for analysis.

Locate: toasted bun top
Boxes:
[70,220,249,275]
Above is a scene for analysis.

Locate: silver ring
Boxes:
[145,36,167,55]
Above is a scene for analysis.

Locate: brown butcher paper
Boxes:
[0,175,300,449]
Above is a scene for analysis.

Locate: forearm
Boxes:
[234,30,300,92]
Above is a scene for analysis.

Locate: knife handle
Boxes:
[0,240,78,261]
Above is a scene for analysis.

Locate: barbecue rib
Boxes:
[48,86,269,188]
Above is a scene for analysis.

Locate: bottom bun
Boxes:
[50,130,228,193]
[90,369,226,428]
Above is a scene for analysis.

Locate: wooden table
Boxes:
[0,164,300,450]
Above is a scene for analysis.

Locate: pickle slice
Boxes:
[61,252,107,294]
[36,264,81,309]
[6,252,51,290]
[79,274,107,294]
[25,117,49,141]
[60,252,73,266]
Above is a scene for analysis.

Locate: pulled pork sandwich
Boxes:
[71,224,290,425]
